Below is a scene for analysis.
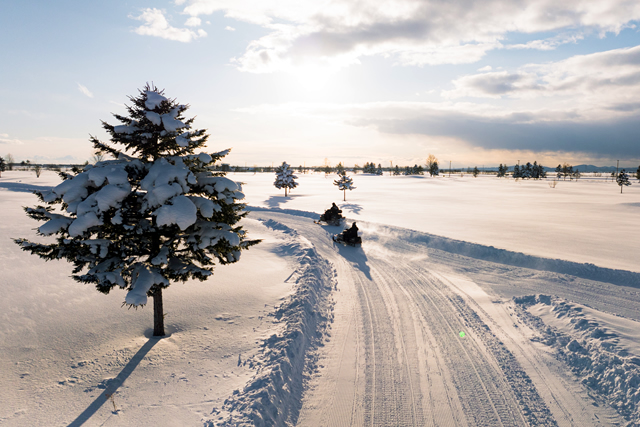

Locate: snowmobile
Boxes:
[333,222,362,246]
[315,203,344,226]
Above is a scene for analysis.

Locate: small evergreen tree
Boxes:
[0,156,5,177]
[376,163,383,175]
[497,164,506,178]
[335,162,345,175]
[572,169,581,180]
[473,166,480,177]
[15,84,258,336]
[555,164,562,179]
[274,161,298,196]
[427,154,439,176]
[334,171,355,201]
[617,169,631,193]
[636,165,640,181]
[393,165,401,176]
[532,161,545,179]
[513,164,521,179]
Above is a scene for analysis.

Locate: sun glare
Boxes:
[287,64,344,98]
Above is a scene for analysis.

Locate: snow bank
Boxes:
[515,295,640,425]
[206,218,336,427]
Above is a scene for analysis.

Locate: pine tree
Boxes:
[334,171,355,201]
[473,166,479,177]
[274,161,298,196]
[617,169,631,193]
[376,163,383,175]
[0,156,5,177]
[393,165,400,176]
[15,84,258,336]
[555,164,562,179]
[513,164,520,179]
[636,165,640,181]
[427,154,439,176]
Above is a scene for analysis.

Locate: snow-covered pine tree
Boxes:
[15,84,258,336]
[334,171,355,201]
[616,169,631,193]
[0,156,5,177]
[512,164,520,178]
[274,161,298,196]
[376,163,383,175]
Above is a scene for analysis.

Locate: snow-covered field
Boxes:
[1,169,640,426]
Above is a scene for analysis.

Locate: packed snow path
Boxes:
[250,210,632,427]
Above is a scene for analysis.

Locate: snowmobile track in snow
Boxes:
[252,211,634,427]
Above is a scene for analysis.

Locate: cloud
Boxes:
[175,0,640,72]
[505,32,585,50]
[225,26,236,31]
[77,83,94,98]
[0,134,23,145]
[132,8,206,42]
[185,16,201,27]
[443,45,640,110]
[234,99,640,158]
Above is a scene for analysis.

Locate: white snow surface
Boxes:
[238,172,640,273]
[3,170,640,427]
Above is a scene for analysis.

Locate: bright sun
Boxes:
[287,63,344,97]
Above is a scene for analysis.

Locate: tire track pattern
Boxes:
[349,248,557,426]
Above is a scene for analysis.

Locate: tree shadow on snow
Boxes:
[0,182,52,194]
[265,194,303,209]
[334,239,371,280]
[67,338,160,427]
[340,203,363,215]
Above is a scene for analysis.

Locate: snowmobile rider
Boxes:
[324,203,342,221]
[343,222,359,240]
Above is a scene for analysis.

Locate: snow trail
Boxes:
[254,210,630,427]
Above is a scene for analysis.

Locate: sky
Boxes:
[1,0,640,168]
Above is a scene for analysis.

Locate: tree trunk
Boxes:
[153,288,165,336]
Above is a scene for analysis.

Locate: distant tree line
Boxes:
[362,162,383,175]
[555,163,580,180]
[513,161,547,179]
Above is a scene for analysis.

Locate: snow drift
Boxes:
[206,218,336,426]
